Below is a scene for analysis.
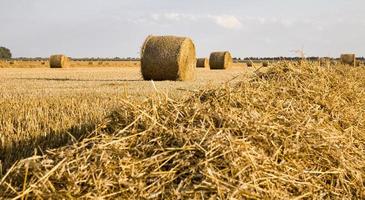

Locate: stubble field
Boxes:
[0,61,250,169]
[1,61,365,199]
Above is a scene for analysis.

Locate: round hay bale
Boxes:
[246,61,253,67]
[209,51,232,70]
[340,54,356,66]
[49,55,69,68]
[196,58,209,68]
[262,61,269,67]
[141,35,196,81]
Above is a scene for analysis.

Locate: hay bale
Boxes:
[262,61,269,67]
[247,61,253,67]
[49,55,70,68]
[209,51,232,69]
[141,35,196,81]
[340,54,356,66]
[196,58,209,68]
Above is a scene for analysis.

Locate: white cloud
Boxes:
[133,13,242,30]
[210,15,242,29]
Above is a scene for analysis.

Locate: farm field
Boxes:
[0,60,140,68]
[0,62,252,169]
[0,62,365,199]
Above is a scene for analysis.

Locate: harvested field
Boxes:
[0,60,140,68]
[0,64,249,169]
[1,62,365,199]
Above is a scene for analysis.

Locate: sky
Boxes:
[1,0,365,58]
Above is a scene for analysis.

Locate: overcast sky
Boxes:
[1,0,364,58]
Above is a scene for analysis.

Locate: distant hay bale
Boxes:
[340,54,356,66]
[88,61,94,65]
[209,51,232,69]
[262,61,269,67]
[247,61,253,67]
[49,55,70,68]
[41,61,46,65]
[141,35,196,81]
[9,61,15,65]
[196,58,209,68]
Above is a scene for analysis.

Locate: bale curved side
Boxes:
[209,51,232,69]
[49,55,69,68]
[196,58,209,68]
[340,54,356,67]
[141,35,196,81]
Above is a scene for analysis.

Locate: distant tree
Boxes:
[0,47,12,59]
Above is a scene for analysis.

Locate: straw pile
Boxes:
[340,54,356,66]
[209,51,232,69]
[196,58,209,68]
[1,63,365,199]
[141,35,196,81]
[49,55,69,68]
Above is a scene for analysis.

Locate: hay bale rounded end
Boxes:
[49,55,70,68]
[209,51,233,70]
[340,54,356,67]
[262,61,269,67]
[141,35,197,81]
[196,58,209,68]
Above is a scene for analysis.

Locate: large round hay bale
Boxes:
[209,51,232,69]
[196,58,209,68]
[49,55,69,68]
[141,35,196,81]
[340,54,356,66]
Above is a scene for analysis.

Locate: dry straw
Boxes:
[340,54,356,67]
[1,63,365,199]
[356,60,363,67]
[141,35,196,81]
[49,55,70,68]
[209,51,232,69]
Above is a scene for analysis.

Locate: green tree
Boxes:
[0,47,12,59]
